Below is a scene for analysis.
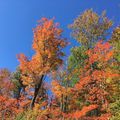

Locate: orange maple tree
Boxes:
[17,17,67,108]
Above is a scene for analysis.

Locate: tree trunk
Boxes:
[30,75,44,109]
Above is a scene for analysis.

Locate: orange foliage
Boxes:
[0,17,118,119]
[51,41,115,120]
[17,18,67,86]
[86,40,113,64]
[0,95,22,119]
[71,104,98,119]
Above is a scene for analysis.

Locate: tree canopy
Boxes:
[0,10,120,120]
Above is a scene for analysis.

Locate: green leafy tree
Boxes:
[68,9,113,85]
[69,9,112,48]
[108,26,120,119]
[11,67,26,99]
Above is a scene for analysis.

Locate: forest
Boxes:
[0,9,120,120]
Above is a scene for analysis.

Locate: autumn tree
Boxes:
[68,9,113,86]
[11,67,26,99]
[51,41,118,119]
[0,68,20,119]
[50,10,117,119]
[108,26,120,119]
[0,68,13,96]
[0,9,120,120]
[69,9,112,48]
[17,17,67,109]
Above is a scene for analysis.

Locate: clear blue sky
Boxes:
[0,0,120,71]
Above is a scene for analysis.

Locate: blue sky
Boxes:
[0,0,120,71]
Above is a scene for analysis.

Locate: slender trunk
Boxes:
[64,95,68,113]
[30,75,44,109]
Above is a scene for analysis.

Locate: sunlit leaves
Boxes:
[0,10,120,120]
[86,40,113,65]
[17,18,67,87]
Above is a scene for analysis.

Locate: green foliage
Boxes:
[110,26,120,64]
[109,26,120,119]
[15,112,26,120]
[11,67,21,87]
[15,110,37,120]
[68,46,88,69]
[11,67,23,98]
[110,99,120,120]
[68,9,113,86]
[68,46,88,85]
